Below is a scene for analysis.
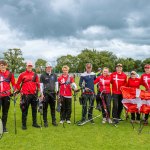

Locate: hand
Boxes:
[85,88,90,92]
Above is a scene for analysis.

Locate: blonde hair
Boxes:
[62,65,70,71]
[102,67,109,72]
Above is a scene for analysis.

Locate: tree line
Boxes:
[2,48,150,73]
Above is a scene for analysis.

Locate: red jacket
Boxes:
[111,72,127,94]
[16,70,40,95]
[94,75,111,93]
[140,73,150,91]
[127,77,140,89]
[58,74,74,97]
[0,70,16,97]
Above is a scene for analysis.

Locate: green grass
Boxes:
[0,77,150,150]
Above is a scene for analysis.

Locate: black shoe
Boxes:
[52,122,58,126]
[113,119,119,124]
[44,122,48,127]
[22,125,27,130]
[3,128,8,133]
[77,119,86,126]
[118,118,124,121]
[144,120,148,126]
[32,123,41,128]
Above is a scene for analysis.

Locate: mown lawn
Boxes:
[0,77,150,150]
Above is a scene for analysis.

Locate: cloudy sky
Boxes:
[0,0,150,63]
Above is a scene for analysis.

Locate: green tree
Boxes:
[3,48,25,73]
[35,58,47,73]
[56,55,79,73]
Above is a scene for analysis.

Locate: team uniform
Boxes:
[111,72,127,123]
[127,77,141,121]
[0,70,15,131]
[16,70,40,129]
[94,75,111,121]
[140,73,150,121]
[79,72,96,122]
[40,72,58,126]
[58,74,75,122]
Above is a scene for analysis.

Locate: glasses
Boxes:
[131,73,136,75]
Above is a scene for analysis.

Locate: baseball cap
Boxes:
[46,62,52,67]
[144,64,150,69]
[131,71,136,75]
[26,61,33,66]
[98,68,102,71]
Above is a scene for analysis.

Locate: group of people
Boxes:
[0,59,150,133]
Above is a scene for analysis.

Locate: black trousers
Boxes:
[96,91,101,107]
[131,113,140,120]
[112,94,123,119]
[20,94,38,126]
[99,93,111,118]
[43,93,56,123]
[60,96,72,121]
[0,96,10,128]
[82,94,95,120]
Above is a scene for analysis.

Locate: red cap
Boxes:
[26,61,33,66]
[144,64,150,69]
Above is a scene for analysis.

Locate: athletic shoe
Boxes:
[113,118,119,124]
[135,120,140,124]
[22,125,27,130]
[44,122,48,127]
[3,128,8,133]
[52,122,58,126]
[60,120,64,124]
[66,120,71,124]
[32,123,41,128]
[77,119,86,126]
[102,118,107,124]
[107,118,112,124]
[118,118,124,121]
[130,120,135,124]
[144,120,148,126]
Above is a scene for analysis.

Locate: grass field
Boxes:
[0,77,150,150]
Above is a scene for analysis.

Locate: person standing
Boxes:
[140,64,150,125]
[111,63,127,124]
[40,62,58,127]
[0,60,16,132]
[127,71,141,123]
[94,67,112,124]
[79,63,96,124]
[58,65,77,124]
[16,61,40,130]
[95,68,102,111]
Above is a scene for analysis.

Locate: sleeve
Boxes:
[10,73,16,90]
[55,74,58,92]
[16,73,23,90]
[140,75,144,86]
[94,76,100,84]
[124,74,128,86]
[35,74,40,89]
[110,73,113,84]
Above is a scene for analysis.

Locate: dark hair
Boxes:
[0,60,7,66]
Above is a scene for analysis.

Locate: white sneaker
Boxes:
[102,118,107,124]
[107,118,112,124]
[67,120,71,124]
[60,120,64,124]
